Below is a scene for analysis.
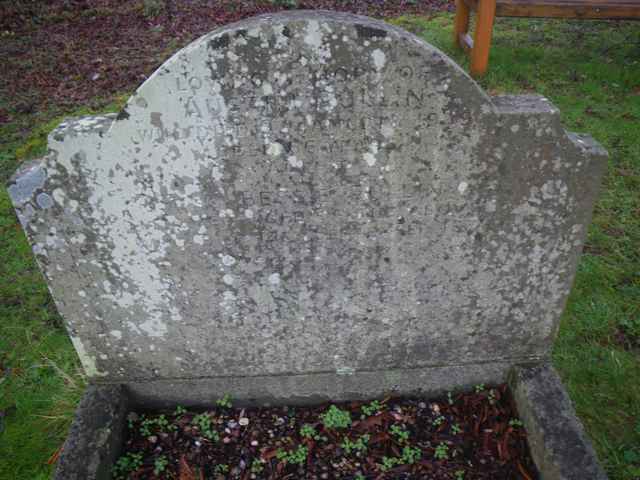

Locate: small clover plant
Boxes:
[138,414,169,436]
[153,455,168,475]
[341,434,370,455]
[434,442,449,460]
[402,446,421,464]
[390,425,410,443]
[432,415,445,427]
[113,452,143,480]
[300,424,320,440]
[251,459,265,474]
[361,400,382,417]
[276,445,308,465]
[380,456,398,472]
[379,447,421,471]
[509,418,524,428]
[321,405,352,429]
[216,393,232,408]
[192,413,219,441]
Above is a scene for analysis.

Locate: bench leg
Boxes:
[454,0,471,49]
[470,0,497,77]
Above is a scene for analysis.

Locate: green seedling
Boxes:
[154,455,168,475]
[216,393,232,408]
[214,464,229,474]
[251,459,265,474]
[300,423,320,440]
[451,423,462,435]
[139,414,169,436]
[113,452,143,480]
[341,434,370,455]
[139,416,152,436]
[361,400,382,417]
[390,424,410,443]
[402,446,421,464]
[276,445,308,465]
[379,446,421,471]
[509,418,524,428]
[432,415,445,427]
[475,384,485,394]
[192,413,219,441]
[434,442,449,460]
[321,405,352,429]
[380,456,398,472]
[174,405,187,417]
[455,469,466,479]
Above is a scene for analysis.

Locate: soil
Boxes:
[0,0,451,128]
[117,384,538,480]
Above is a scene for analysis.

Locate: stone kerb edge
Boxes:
[53,365,610,480]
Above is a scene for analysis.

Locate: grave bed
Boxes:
[54,364,606,480]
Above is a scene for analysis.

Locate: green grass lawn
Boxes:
[1,13,639,480]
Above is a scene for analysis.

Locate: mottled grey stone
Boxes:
[510,364,608,480]
[124,360,513,408]
[7,12,605,393]
[54,384,128,480]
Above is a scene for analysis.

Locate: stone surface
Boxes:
[54,384,128,480]
[510,364,608,480]
[124,359,512,408]
[8,11,606,385]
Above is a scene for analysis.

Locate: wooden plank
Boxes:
[497,0,639,6]
[462,0,640,19]
[495,0,640,19]
[471,0,497,76]
[455,0,472,48]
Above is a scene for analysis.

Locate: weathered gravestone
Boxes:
[8,10,608,479]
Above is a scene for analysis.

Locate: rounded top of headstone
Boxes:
[113,10,491,138]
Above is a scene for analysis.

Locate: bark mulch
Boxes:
[116,384,538,479]
[0,0,452,126]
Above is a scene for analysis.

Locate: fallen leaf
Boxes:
[47,445,63,465]
[179,455,196,480]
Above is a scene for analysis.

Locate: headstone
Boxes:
[8,11,605,403]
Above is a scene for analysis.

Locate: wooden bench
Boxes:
[454,0,640,76]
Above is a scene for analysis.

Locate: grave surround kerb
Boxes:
[7,10,607,480]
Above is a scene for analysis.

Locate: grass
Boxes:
[0,189,83,480]
[0,97,128,479]
[0,13,639,480]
